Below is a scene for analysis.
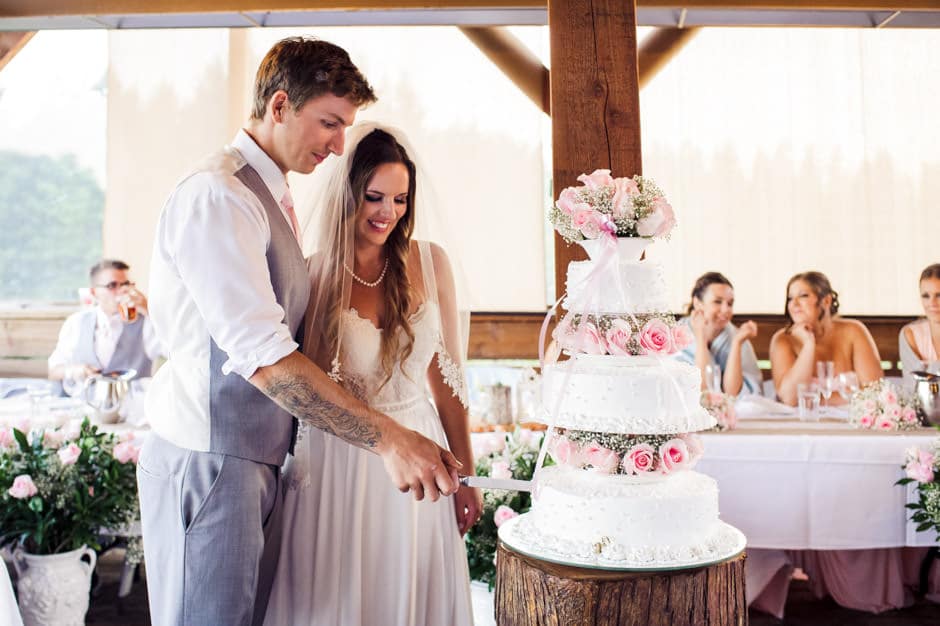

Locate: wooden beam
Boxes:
[638,27,699,88]
[458,26,550,115]
[0,31,35,74]
[4,0,940,18]
[548,0,643,302]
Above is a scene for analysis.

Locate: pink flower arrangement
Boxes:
[112,441,141,465]
[553,314,686,357]
[850,380,920,432]
[904,448,936,484]
[549,432,702,477]
[897,441,940,540]
[701,391,737,431]
[550,170,676,243]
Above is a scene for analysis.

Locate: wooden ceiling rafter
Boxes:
[459,26,550,115]
[0,30,33,72]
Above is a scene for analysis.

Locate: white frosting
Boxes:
[500,466,745,568]
[564,259,670,314]
[540,355,716,434]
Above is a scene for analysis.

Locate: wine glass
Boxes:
[704,363,722,393]
[838,371,860,401]
[816,361,835,415]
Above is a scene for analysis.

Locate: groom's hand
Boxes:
[377,424,462,502]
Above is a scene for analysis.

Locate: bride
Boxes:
[264,123,481,625]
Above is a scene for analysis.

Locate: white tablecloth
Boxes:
[698,419,937,550]
[0,562,23,626]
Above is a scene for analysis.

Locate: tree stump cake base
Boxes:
[495,542,747,626]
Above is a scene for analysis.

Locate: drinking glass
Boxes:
[118,294,138,323]
[838,371,860,401]
[797,382,820,421]
[816,361,836,414]
[26,383,51,421]
[704,363,722,393]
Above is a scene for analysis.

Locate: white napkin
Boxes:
[734,394,796,419]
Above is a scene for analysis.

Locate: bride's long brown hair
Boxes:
[346,128,418,385]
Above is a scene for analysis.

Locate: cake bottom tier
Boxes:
[499,465,745,569]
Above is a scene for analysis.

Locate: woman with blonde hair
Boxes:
[265,124,478,625]
[770,271,882,406]
[900,263,940,388]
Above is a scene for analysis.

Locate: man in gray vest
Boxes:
[48,258,160,390]
[138,37,462,626]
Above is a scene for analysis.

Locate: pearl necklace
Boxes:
[344,257,389,288]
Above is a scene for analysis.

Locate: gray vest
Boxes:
[74,309,153,378]
[207,163,309,466]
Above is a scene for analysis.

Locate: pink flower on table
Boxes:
[880,388,899,406]
[493,505,519,528]
[875,417,897,431]
[490,460,512,480]
[556,187,581,215]
[901,407,919,424]
[611,177,640,219]
[0,428,15,449]
[863,400,878,414]
[858,414,876,429]
[659,438,690,473]
[639,319,676,355]
[583,443,619,474]
[58,443,82,465]
[42,430,65,449]
[113,441,140,464]
[8,474,38,499]
[549,435,583,467]
[577,169,614,190]
[573,322,607,355]
[884,404,903,421]
[605,319,633,356]
[672,324,693,350]
[622,443,656,474]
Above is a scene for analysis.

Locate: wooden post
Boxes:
[495,542,747,626]
[548,0,643,300]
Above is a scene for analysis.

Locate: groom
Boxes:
[138,37,462,626]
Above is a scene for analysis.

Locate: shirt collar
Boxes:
[95,307,122,331]
[231,129,289,206]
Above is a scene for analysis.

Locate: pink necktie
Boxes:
[280,189,303,247]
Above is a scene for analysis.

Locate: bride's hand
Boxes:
[454,485,483,536]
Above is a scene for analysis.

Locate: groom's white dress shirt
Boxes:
[146,130,302,452]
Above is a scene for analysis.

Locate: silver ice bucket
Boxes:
[912,371,940,427]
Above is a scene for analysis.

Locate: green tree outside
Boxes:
[0,151,103,302]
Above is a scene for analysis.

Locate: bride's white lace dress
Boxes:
[264,301,474,626]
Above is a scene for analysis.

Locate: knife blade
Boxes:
[459,475,533,492]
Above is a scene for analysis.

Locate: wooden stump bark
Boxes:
[495,542,747,626]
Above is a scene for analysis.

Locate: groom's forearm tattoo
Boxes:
[264,375,382,449]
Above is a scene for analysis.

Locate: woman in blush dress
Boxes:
[900,263,940,389]
[770,271,882,406]
[264,124,480,626]
[675,272,761,396]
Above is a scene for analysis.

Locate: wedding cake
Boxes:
[498,170,745,569]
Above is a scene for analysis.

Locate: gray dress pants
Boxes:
[137,434,284,626]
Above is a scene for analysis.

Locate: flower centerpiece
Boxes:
[701,391,737,431]
[896,435,940,541]
[548,429,703,476]
[849,379,921,431]
[549,169,676,243]
[465,428,545,587]
[0,419,141,625]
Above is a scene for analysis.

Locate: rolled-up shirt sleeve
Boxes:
[162,173,298,379]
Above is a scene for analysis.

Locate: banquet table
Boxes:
[698,417,940,617]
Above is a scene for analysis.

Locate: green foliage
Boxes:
[0,151,103,302]
[0,419,139,554]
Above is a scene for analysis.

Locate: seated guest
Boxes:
[48,259,162,389]
[900,263,940,389]
[770,271,882,406]
[675,272,761,395]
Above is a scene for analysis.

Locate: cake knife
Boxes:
[459,475,533,492]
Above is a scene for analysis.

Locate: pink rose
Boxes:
[490,460,512,480]
[885,404,902,420]
[573,322,607,355]
[659,438,690,473]
[13,416,30,434]
[639,319,676,355]
[571,208,595,229]
[672,324,693,350]
[577,169,614,190]
[679,434,704,463]
[863,400,877,413]
[611,177,640,219]
[875,417,896,431]
[556,187,581,215]
[57,443,82,466]
[42,430,65,449]
[636,198,676,238]
[113,441,140,464]
[906,460,935,484]
[62,420,83,441]
[88,486,95,497]
[0,428,15,449]
[622,443,656,474]
[549,435,583,467]
[858,414,875,428]
[917,449,936,468]
[604,319,633,356]
[583,443,619,474]
[493,504,519,528]
[880,388,899,405]
[902,407,919,423]
[8,474,38,499]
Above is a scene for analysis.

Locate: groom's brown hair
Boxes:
[250,37,376,120]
